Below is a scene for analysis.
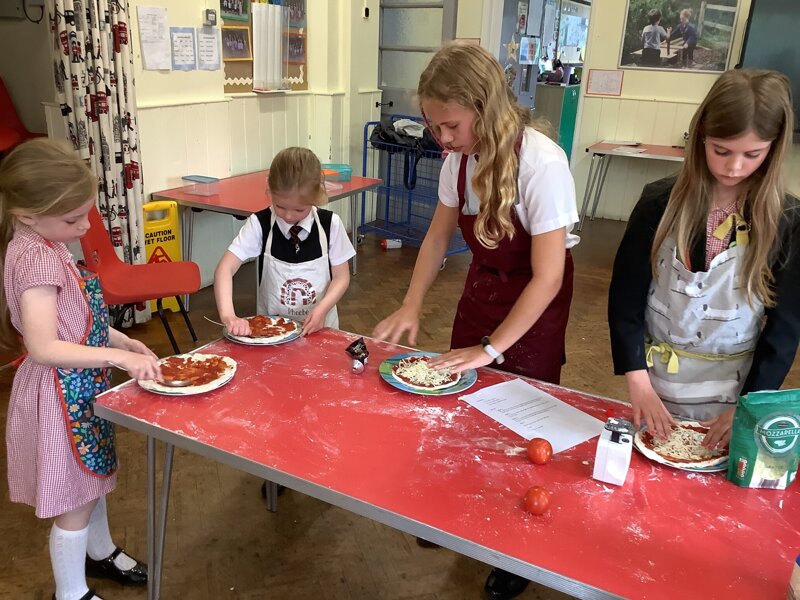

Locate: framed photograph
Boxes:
[222,26,252,62]
[287,32,305,65]
[220,0,249,22]
[618,0,740,73]
[284,0,305,28]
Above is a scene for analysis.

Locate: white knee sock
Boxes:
[87,496,136,570]
[50,524,91,600]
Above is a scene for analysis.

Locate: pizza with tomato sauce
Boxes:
[225,315,301,345]
[633,421,728,470]
[391,355,460,391]
[138,353,237,395]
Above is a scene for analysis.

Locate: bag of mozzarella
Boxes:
[727,389,800,489]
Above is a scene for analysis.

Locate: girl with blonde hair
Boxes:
[215,146,355,335]
[609,69,800,446]
[1,138,159,599]
[373,41,579,600]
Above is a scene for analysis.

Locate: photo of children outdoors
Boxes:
[619,0,738,72]
[222,26,252,61]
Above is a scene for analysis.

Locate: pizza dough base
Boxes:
[634,421,728,470]
[391,358,461,391]
[138,354,237,395]
[226,316,301,345]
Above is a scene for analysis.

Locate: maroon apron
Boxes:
[450,153,574,384]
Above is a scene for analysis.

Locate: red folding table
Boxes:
[95,329,800,600]
[152,172,382,276]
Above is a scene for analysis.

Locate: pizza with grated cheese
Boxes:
[634,421,728,470]
[391,355,460,391]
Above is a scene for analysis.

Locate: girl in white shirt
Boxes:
[373,43,580,599]
[214,147,355,336]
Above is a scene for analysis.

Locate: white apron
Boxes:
[644,217,764,420]
[258,207,339,328]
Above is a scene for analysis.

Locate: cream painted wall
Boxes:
[457,0,484,39]
[0,16,53,133]
[128,0,225,107]
[121,0,382,286]
[572,0,754,222]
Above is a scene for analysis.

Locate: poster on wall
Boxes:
[618,0,739,73]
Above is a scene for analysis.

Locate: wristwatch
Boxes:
[481,336,505,365]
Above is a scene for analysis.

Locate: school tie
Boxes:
[289,225,303,254]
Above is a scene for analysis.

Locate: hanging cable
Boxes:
[23,1,45,24]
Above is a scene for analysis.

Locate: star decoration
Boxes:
[504,34,519,62]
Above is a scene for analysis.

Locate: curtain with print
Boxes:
[49,0,148,325]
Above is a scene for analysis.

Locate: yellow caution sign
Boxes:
[143,200,182,312]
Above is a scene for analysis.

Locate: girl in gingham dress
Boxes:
[0,140,162,600]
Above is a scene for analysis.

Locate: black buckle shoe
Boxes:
[52,589,102,600]
[86,547,148,586]
[484,568,529,600]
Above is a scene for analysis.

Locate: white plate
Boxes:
[223,316,302,346]
[633,421,728,473]
[137,354,237,396]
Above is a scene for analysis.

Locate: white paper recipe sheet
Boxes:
[460,379,605,453]
[137,6,171,70]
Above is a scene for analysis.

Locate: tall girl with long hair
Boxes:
[1,139,160,599]
[609,69,800,446]
[373,41,579,600]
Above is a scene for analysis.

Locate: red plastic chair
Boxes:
[80,207,201,354]
[0,77,46,154]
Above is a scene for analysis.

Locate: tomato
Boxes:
[524,486,550,515]
[526,437,553,465]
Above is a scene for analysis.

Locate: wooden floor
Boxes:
[2,218,798,599]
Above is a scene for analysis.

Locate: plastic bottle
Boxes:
[380,239,402,250]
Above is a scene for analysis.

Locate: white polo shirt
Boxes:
[227,209,356,266]
[438,127,580,249]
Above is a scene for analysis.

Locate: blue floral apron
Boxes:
[52,262,117,477]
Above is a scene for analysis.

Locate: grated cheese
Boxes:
[651,426,724,460]
[393,357,456,388]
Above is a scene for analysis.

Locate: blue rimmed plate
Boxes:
[379,351,478,396]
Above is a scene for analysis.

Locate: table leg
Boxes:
[265,481,279,513]
[153,443,174,600]
[578,154,600,232]
[181,208,195,310]
[589,155,613,222]
[350,193,358,276]
[147,436,156,600]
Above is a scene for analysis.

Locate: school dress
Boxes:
[439,128,580,383]
[4,225,117,519]
[609,177,800,420]
[227,206,355,327]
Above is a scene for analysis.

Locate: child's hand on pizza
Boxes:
[427,345,493,374]
[626,370,676,439]
[223,315,251,336]
[373,304,421,345]
[700,408,735,449]
[301,307,325,336]
[115,350,162,381]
